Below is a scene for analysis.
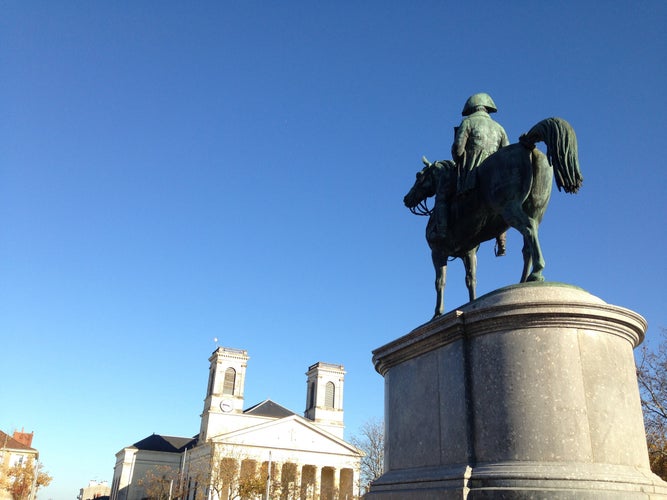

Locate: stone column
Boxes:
[313,466,321,500]
[233,458,243,500]
[367,283,667,499]
[352,468,361,500]
[294,464,302,498]
[332,467,339,497]
[271,462,281,498]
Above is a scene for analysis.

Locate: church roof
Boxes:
[132,433,197,453]
[243,399,296,418]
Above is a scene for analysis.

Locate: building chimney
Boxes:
[13,429,33,447]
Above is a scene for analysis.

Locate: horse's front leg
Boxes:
[462,248,478,301]
[431,248,448,318]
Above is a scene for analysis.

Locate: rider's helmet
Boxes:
[462,93,498,116]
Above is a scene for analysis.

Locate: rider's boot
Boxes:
[495,232,507,257]
[433,203,448,242]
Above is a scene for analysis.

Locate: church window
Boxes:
[325,381,335,408]
[223,368,236,395]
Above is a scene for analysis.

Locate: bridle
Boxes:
[409,200,433,216]
[408,167,435,216]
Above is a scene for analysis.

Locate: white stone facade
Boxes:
[110,347,362,500]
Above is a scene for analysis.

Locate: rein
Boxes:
[410,200,433,216]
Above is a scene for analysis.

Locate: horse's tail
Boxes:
[520,117,583,194]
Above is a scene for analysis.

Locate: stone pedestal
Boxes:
[367,283,667,499]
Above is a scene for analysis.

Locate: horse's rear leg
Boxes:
[522,215,545,281]
[527,227,545,281]
[520,244,532,282]
[517,218,545,282]
[504,206,545,282]
[463,248,477,301]
[432,249,448,318]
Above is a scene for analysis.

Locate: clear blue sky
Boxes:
[2,2,666,498]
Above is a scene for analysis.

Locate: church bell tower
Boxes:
[199,347,249,442]
[304,362,345,438]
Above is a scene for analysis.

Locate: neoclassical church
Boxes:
[110,347,362,500]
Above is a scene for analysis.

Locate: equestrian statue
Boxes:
[403,93,583,318]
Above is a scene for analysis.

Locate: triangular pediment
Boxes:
[212,414,361,457]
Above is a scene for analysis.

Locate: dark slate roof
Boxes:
[0,430,36,452]
[133,434,197,453]
[243,399,296,418]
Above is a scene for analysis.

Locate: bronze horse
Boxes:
[403,117,583,318]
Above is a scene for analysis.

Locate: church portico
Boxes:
[295,464,356,500]
[243,460,357,500]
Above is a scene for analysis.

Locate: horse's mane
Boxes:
[432,159,456,170]
[521,117,583,194]
[432,160,457,197]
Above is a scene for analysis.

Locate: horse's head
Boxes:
[403,158,456,212]
[403,159,438,210]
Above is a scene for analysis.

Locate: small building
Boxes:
[0,429,39,500]
[110,347,362,500]
[78,479,111,500]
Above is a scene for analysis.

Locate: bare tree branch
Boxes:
[350,418,384,495]
[637,328,667,479]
